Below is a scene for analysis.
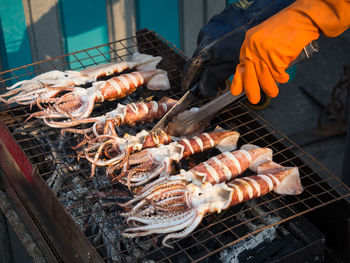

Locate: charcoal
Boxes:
[92,172,112,189]
[102,220,121,262]
[219,203,281,263]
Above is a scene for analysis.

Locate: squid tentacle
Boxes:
[79,130,172,177]
[161,212,204,248]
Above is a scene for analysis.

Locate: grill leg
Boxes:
[0,207,14,263]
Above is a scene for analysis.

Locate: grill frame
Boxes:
[0,29,350,263]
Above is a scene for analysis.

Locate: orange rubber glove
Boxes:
[231,0,350,104]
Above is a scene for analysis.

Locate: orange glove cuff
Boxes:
[294,0,350,37]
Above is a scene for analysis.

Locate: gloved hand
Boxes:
[231,0,350,104]
[183,0,295,97]
[182,0,296,98]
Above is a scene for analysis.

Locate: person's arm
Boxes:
[231,0,350,104]
[181,0,296,98]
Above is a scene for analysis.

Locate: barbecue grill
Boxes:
[0,29,350,263]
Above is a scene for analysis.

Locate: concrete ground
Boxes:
[1,29,350,263]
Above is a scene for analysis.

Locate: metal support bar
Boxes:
[341,80,350,187]
[0,188,44,263]
[0,122,104,263]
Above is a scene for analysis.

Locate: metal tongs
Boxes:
[150,43,212,134]
[152,40,319,136]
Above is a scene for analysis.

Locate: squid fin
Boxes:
[133,52,163,71]
[215,131,240,152]
[241,144,273,172]
[240,144,259,151]
[213,125,226,132]
[257,161,283,174]
[146,70,170,90]
[273,167,304,195]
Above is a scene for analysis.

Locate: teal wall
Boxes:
[135,0,180,49]
[0,0,231,72]
[227,0,239,4]
[0,17,9,71]
[0,0,183,71]
[0,0,32,70]
[58,0,110,69]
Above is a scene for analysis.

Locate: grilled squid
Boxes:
[0,52,162,106]
[114,129,240,188]
[121,161,303,248]
[48,97,177,131]
[28,68,170,121]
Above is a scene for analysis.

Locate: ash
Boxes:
[220,224,278,263]
[220,202,280,263]
[87,203,149,263]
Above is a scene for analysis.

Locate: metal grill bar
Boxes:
[0,29,350,263]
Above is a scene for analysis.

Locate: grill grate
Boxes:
[1,29,350,263]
